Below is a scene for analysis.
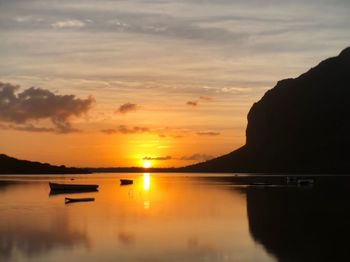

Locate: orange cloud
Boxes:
[101,125,149,134]
[196,131,220,136]
[143,156,172,160]
[186,101,198,106]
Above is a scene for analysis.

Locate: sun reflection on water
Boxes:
[143,173,151,191]
[143,200,150,209]
[143,173,151,209]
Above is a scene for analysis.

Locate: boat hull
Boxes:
[65,197,95,204]
[49,182,99,192]
[120,179,133,185]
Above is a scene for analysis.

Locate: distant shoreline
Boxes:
[88,167,350,175]
[2,174,350,189]
[1,168,350,176]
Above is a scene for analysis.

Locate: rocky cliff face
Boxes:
[184,47,350,173]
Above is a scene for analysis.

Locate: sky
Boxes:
[0,0,350,167]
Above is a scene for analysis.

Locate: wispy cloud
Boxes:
[101,125,221,138]
[52,19,85,29]
[199,96,214,102]
[0,82,94,133]
[180,153,214,161]
[141,154,214,162]
[116,103,139,114]
[196,131,220,136]
[186,96,213,107]
[186,101,198,106]
[143,156,172,161]
[0,123,57,133]
[101,125,149,134]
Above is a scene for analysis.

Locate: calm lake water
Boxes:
[0,173,349,262]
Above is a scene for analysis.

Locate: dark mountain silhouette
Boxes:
[183,47,350,173]
[0,154,90,174]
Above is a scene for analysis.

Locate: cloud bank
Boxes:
[0,82,94,133]
[101,125,149,134]
[143,156,172,161]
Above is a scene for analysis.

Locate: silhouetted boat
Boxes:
[49,190,99,196]
[297,179,314,187]
[249,182,272,186]
[49,182,99,192]
[65,197,95,204]
[286,176,298,184]
[120,179,133,185]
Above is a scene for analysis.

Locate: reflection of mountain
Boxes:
[0,154,90,174]
[0,181,22,192]
[184,47,350,173]
[246,186,350,262]
[0,211,88,259]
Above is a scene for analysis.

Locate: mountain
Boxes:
[0,154,90,174]
[183,47,350,173]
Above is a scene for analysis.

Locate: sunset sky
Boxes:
[1,0,349,167]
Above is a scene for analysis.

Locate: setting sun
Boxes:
[143,160,151,168]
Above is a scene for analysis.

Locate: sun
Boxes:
[143,160,151,168]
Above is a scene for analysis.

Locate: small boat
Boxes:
[49,182,99,192]
[65,197,95,204]
[120,179,133,185]
[250,182,272,186]
[286,176,298,184]
[297,179,314,187]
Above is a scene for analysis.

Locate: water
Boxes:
[0,173,349,262]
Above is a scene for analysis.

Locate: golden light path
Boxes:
[143,173,151,209]
[143,173,151,191]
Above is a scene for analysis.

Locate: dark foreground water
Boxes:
[0,173,349,262]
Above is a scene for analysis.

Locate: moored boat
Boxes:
[297,179,314,187]
[250,182,272,186]
[49,182,99,192]
[286,176,298,184]
[120,179,133,185]
[65,197,95,204]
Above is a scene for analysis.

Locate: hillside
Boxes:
[183,47,350,173]
[0,154,90,174]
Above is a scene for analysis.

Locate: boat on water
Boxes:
[286,176,298,184]
[120,179,133,185]
[297,179,314,187]
[49,182,99,192]
[65,197,95,204]
[249,182,272,186]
